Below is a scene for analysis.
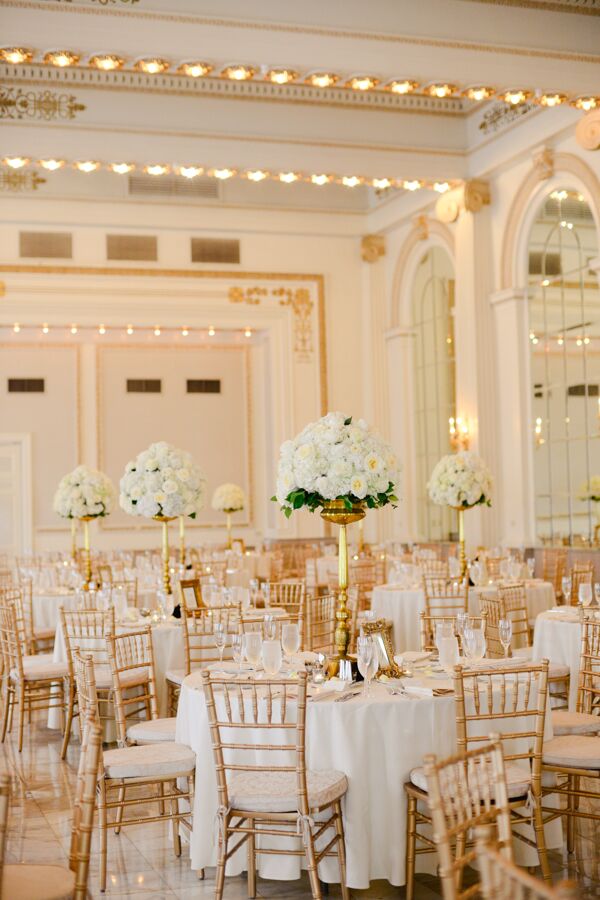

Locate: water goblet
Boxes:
[498,617,512,658]
[243,631,262,674]
[562,576,572,606]
[435,621,454,658]
[281,623,300,666]
[579,583,593,608]
[231,633,243,672]
[526,557,536,579]
[438,634,460,676]
[357,636,377,698]
[262,639,282,676]
[463,626,486,663]
[263,614,276,641]
[214,622,227,667]
[456,612,469,644]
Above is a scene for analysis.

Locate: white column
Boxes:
[385,327,417,541]
[489,287,536,546]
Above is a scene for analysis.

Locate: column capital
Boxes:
[489,287,528,307]
[576,109,600,151]
[531,146,554,181]
[435,179,491,223]
[361,234,386,263]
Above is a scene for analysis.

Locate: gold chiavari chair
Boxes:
[475,825,578,900]
[423,576,468,618]
[97,564,113,585]
[306,593,336,655]
[73,651,195,891]
[201,670,349,900]
[106,627,177,746]
[570,561,594,605]
[111,578,138,608]
[497,583,531,647]
[266,580,306,614]
[419,612,487,655]
[0,719,101,899]
[405,736,513,900]
[165,604,241,716]
[421,558,449,577]
[541,618,600,854]
[0,598,71,755]
[542,550,566,601]
[18,577,55,655]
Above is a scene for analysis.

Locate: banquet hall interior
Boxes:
[2,0,600,898]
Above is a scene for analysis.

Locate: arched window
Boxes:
[528,189,600,545]
[412,246,456,540]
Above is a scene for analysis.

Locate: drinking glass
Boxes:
[435,621,454,657]
[579,583,593,608]
[263,614,276,641]
[498,618,512,658]
[214,623,227,666]
[438,635,460,675]
[231,633,243,672]
[357,636,377,697]
[243,632,262,673]
[281,623,300,663]
[526,557,536,578]
[463,626,486,662]
[262,639,282,676]
[456,612,469,643]
[562,576,572,605]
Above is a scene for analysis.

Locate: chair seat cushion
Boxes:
[126,716,177,744]
[548,663,570,680]
[543,735,600,769]
[34,628,56,641]
[23,653,54,666]
[228,769,348,813]
[11,659,69,682]
[94,664,148,690]
[165,668,185,686]
[409,762,531,800]
[103,741,195,779]
[513,647,533,660]
[2,863,75,899]
[551,710,600,736]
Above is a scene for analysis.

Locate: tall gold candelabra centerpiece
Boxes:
[320,500,366,659]
[79,515,94,590]
[154,515,176,595]
[226,512,233,550]
[212,484,246,551]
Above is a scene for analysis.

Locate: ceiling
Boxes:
[1,0,597,212]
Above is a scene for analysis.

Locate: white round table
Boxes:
[533,608,585,710]
[175,672,560,889]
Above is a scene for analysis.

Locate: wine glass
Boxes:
[498,618,512,658]
[243,632,262,674]
[579,583,593,608]
[463,626,486,663]
[456,612,469,645]
[438,634,460,676]
[435,621,454,658]
[214,622,227,667]
[262,639,282,676]
[263,614,276,641]
[357,636,377,698]
[526,557,536,579]
[281,623,300,665]
[232,633,243,672]
[562,576,572,605]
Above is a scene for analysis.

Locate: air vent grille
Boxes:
[187,379,221,394]
[126,379,161,393]
[191,238,240,264]
[8,378,45,393]
[128,174,219,199]
[107,234,157,261]
[567,384,599,397]
[19,232,72,259]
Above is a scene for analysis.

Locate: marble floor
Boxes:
[1,717,599,899]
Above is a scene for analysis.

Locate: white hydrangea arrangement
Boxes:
[428,451,492,509]
[212,483,246,513]
[273,411,399,519]
[119,441,206,519]
[579,476,600,502]
[53,465,116,519]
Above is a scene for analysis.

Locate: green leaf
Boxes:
[284,507,293,518]
[293,494,304,509]
[344,416,352,426]
[270,495,277,502]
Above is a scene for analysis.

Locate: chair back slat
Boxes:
[181,604,240,674]
[577,618,600,717]
[419,613,486,655]
[498,583,530,650]
[306,593,336,655]
[106,627,157,746]
[423,576,468,618]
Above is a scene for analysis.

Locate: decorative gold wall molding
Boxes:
[532,147,555,180]
[436,179,491,223]
[0,85,85,120]
[576,109,600,151]
[0,170,45,192]
[361,234,386,263]
[228,287,269,305]
[413,215,430,241]
[227,284,315,361]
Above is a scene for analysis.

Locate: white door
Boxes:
[0,435,32,556]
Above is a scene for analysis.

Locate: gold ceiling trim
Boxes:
[0,264,329,414]
[458,0,600,13]
[4,0,600,63]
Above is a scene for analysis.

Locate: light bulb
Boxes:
[244,328,252,337]
[98,325,106,335]
[208,327,216,336]
[278,172,299,183]
[42,324,49,334]
[4,157,28,169]
[126,325,134,335]
[181,327,189,336]
[13,323,20,333]
[39,159,65,171]
[70,325,78,334]
[110,162,135,174]
[154,327,161,336]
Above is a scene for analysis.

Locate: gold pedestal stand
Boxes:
[320,499,366,665]
[79,516,93,590]
[453,506,467,579]
[154,515,176,594]
[179,516,186,566]
[225,511,233,550]
[70,519,78,562]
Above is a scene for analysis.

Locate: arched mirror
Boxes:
[412,246,456,540]
[528,189,600,545]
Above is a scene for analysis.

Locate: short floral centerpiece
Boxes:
[53,465,116,587]
[428,450,492,577]
[273,412,399,659]
[120,442,206,593]
[212,483,246,549]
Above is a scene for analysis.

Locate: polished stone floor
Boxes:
[1,717,599,899]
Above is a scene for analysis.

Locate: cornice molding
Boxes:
[458,0,600,13]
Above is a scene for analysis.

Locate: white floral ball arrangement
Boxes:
[273,411,399,518]
[579,476,600,503]
[53,465,116,519]
[212,483,246,513]
[119,441,206,519]
[428,450,492,509]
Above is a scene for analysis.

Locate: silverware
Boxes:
[334,687,362,702]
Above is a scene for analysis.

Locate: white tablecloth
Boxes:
[176,673,560,889]
[33,589,77,632]
[533,609,584,710]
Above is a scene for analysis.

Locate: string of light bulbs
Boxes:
[6,323,254,339]
[1,46,598,111]
[0,156,453,194]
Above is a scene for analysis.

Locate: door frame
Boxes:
[0,433,33,555]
